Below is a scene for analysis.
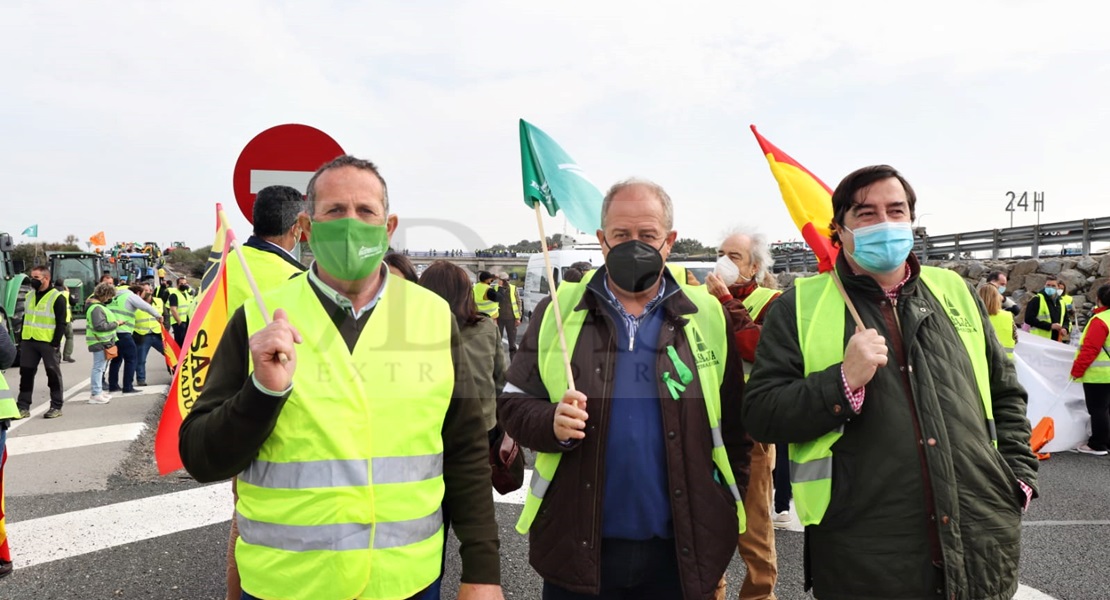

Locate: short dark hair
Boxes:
[253,185,305,238]
[305,155,389,216]
[418,261,481,326]
[987,271,1006,284]
[1098,284,1110,307]
[1044,274,1059,284]
[829,165,917,246]
[31,265,50,277]
[563,267,584,283]
[477,271,494,283]
[570,261,593,272]
[383,252,418,283]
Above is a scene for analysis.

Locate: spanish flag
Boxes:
[154,205,231,475]
[161,324,181,371]
[750,125,838,273]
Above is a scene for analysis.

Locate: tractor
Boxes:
[47,250,111,316]
[0,232,30,350]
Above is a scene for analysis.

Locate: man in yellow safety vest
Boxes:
[744,165,1038,600]
[180,155,503,600]
[473,271,502,319]
[16,266,68,419]
[499,178,752,599]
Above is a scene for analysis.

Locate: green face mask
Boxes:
[308,218,389,281]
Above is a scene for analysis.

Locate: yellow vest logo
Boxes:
[691,327,719,369]
[943,295,978,334]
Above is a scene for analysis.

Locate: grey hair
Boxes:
[305,154,390,216]
[719,224,775,280]
[600,178,674,231]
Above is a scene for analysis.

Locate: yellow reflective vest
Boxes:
[1031,291,1067,340]
[134,297,163,336]
[790,266,994,526]
[22,289,62,343]
[740,286,782,380]
[988,310,1016,360]
[515,270,746,535]
[473,283,499,318]
[226,244,304,313]
[0,372,20,420]
[107,293,136,334]
[1076,311,1110,384]
[167,288,191,325]
[238,276,453,600]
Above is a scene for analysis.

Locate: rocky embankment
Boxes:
[773,254,1110,329]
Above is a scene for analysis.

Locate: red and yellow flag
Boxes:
[0,447,11,562]
[750,125,838,273]
[161,324,181,371]
[154,205,231,475]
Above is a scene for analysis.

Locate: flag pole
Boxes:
[216,209,288,364]
[534,203,577,392]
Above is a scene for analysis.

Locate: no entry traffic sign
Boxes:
[232,124,345,223]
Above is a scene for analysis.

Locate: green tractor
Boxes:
[47,250,111,318]
[0,232,30,349]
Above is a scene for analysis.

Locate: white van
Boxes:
[522,247,604,317]
[668,259,717,284]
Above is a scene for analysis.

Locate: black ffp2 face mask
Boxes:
[604,238,666,293]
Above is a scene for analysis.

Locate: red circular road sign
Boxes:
[232,124,345,223]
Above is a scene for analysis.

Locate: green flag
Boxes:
[22,225,38,238]
[519,119,603,234]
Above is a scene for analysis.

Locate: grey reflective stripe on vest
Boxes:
[372,453,443,484]
[987,419,997,442]
[237,509,442,552]
[790,457,832,483]
[529,468,552,499]
[240,459,369,489]
[1090,361,1110,369]
[240,454,444,489]
[0,388,12,401]
[710,426,744,502]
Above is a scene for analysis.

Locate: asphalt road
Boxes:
[0,321,1105,599]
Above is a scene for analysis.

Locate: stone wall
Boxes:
[771,253,1110,329]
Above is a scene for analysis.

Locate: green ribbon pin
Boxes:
[661,345,695,400]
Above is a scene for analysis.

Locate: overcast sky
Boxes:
[4,1,1108,254]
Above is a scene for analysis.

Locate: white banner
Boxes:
[1013,330,1090,452]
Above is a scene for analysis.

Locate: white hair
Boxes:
[718,225,775,280]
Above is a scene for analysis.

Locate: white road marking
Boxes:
[8,379,90,432]
[6,423,146,456]
[0,470,1064,598]
[249,169,314,194]
[7,483,234,569]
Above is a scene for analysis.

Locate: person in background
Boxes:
[85,282,121,404]
[705,225,781,600]
[226,185,308,313]
[1024,275,1070,343]
[473,271,502,319]
[53,280,76,363]
[167,276,193,347]
[385,251,419,283]
[420,261,506,445]
[16,266,67,419]
[979,284,1017,361]
[1070,283,1110,456]
[1058,280,1076,340]
[105,285,163,394]
[0,320,19,577]
[986,271,1020,317]
[495,272,522,359]
[132,282,164,387]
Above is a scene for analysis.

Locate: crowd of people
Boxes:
[7,154,1109,599]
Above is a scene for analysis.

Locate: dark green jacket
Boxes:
[744,255,1037,600]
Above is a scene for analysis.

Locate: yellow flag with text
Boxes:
[155,205,231,474]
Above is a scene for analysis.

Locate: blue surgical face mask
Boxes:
[997,285,1006,294]
[1043,287,1057,298]
[842,221,914,274]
